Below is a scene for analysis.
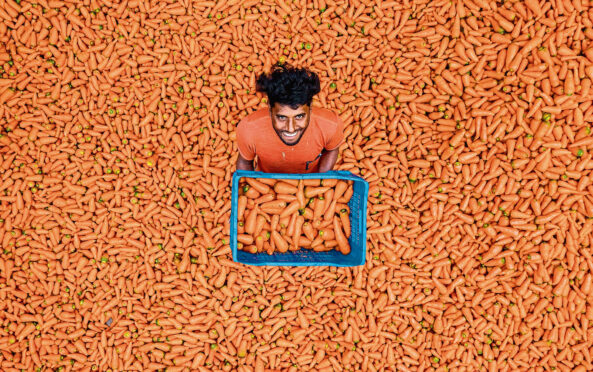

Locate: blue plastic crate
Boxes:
[230,170,369,267]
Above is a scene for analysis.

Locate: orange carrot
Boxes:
[280,201,301,219]
[271,231,288,253]
[305,186,331,199]
[244,206,258,235]
[334,217,351,255]
[237,195,248,220]
[246,178,271,194]
[274,182,298,194]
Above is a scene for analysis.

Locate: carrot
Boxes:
[318,228,335,241]
[322,188,334,212]
[272,182,297,195]
[246,178,271,194]
[286,212,298,237]
[276,193,298,202]
[300,207,314,220]
[338,187,354,203]
[244,206,258,235]
[244,186,261,199]
[313,197,326,220]
[279,216,290,229]
[237,195,248,221]
[257,178,277,186]
[305,186,331,199]
[293,216,304,250]
[323,199,338,221]
[271,231,288,253]
[525,0,542,16]
[254,194,275,204]
[339,209,351,238]
[280,201,301,219]
[303,179,321,186]
[5,4,593,370]
[270,214,280,232]
[255,235,264,252]
[333,180,349,201]
[368,225,394,235]
[296,179,306,209]
[321,179,338,187]
[237,234,253,245]
[302,222,316,241]
[259,206,286,216]
[260,200,287,211]
[254,215,267,237]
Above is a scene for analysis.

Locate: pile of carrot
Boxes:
[1,0,593,370]
[237,178,353,255]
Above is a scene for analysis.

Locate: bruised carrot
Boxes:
[260,200,287,213]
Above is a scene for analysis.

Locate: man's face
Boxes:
[270,103,311,146]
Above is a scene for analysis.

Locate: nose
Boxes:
[287,119,295,133]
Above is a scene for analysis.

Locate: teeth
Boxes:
[284,132,297,137]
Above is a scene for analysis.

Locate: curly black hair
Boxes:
[256,64,321,109]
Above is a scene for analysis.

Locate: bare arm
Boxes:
[318,148,339,173]
[236,153,254,171]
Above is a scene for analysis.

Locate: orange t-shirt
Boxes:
[236,106,344,173]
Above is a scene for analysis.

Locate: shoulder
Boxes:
[312,106,340,121]
[239,108,269,128]
[312,106,341,130]
[237,108,269,140]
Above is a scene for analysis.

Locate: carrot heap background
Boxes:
[237,178,353,255]
[1,0,593,371]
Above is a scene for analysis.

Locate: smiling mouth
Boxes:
[282,132,298,139]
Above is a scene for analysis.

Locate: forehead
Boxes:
[271,103,309,116]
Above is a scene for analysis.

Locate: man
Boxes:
[236,65,344,173]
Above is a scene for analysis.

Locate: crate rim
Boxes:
[230,170,369,267]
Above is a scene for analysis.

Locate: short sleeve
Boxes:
[236,120,256,161]
[324,112,344,151]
